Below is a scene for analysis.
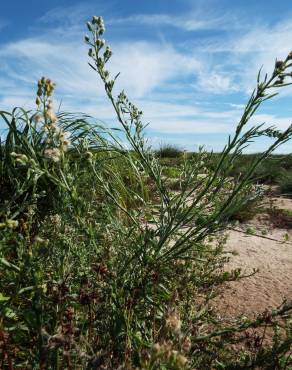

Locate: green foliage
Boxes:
[229,185,264,223]
[278,171,292,197]
[0,15,292,369]
[163,166,181,178]
[157,144,183,158]
[206,153,292,185]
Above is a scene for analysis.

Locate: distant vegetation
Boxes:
[0,16,292,369]
[157,144,184,158]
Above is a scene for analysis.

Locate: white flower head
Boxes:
[44,148,61,162]
[45,109,58,123]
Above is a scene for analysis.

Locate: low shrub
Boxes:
[157,144,183,158]
[268,207,292,229]
[278,171,292,197]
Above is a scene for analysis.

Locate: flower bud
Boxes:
[98,26,105,35]
[6,219,19,229]
[92,16,100,24]
[84,35,90,43]
[36,97,41,106]
[87,22,93,32]
[275,60,285,70]
[104,46,112,61]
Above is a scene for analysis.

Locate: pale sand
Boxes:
[213,196,292,318]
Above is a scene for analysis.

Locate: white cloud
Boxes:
[0,5,292,153]
[38,4,95,25]
[190,18,292,95]
[0,35,202,103]
[249,113,292,131]
[109,7,243,33]
[196,71,237,94]
[110,13,223,31]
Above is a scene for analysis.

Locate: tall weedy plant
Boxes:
[78,15,292,367]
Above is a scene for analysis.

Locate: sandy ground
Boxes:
[213,195,292,318]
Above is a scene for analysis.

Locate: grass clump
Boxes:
[0,15,292,369]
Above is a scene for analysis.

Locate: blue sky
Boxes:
[1,0,292,152]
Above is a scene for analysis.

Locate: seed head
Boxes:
[50,214,61,225]
[44,148,61,162]
[166,311,182,334]
[62,139,70,146]
[182,337,191,352]
[92,16,100,24]
[44,109,58,123]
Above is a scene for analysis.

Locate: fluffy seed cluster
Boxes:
[33,77,72,161]
[165,311,182,334]
[44,148,61,162]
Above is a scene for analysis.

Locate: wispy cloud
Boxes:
[0,2,291,153]
[38,3,102,25]
[109,13,224,31]
[108,6,244,32]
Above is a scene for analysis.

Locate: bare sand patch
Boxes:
[213,195,292,318]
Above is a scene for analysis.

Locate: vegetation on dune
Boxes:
[0,15,292,369]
